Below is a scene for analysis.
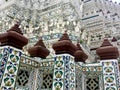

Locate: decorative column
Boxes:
[28,37,50,90]
[74,42,88,90]
[0,23,28,90]
[75,62,84,90]
[27,69,36,90]
[53,54,75,90]
[27,68,43,90]
[96,39,120,90]
[99,72,104,90]
[0,46,22,90]
[52,31,77,90]
[0,47,9,85]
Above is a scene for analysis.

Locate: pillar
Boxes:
[28,68,43,90]
[99,72,104,90]
[96,39,120,90]
[0,47,9,85]
[0,46,22,90]
[52,54,76,90]
[75,62,83,90]
[27,69,36,90]
[34,68,43,90]
[101,60,120,90]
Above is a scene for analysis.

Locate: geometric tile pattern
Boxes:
[86,77,99,90]
[52,54,76,90]
[52,55,65,90]
[82,66,102,72]
[65,55,75,90]
[15,63,36,90]
[39,60,54,67]
[0,46,22,90]
[0,47,8,86]
[101,60,119,90]
[41,73,53,89]
[20,55,39,67]
[16,69,30,87]
[114,61,120,89]
[64,55,75,90]
[76,63,103,90]
[28,66,53,90]
[64,55,70,90]
[38,66,53,90]
[15,66,32,90]
[0,47,119,90]
[41,33,77,41]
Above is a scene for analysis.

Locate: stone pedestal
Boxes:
[0,46,22,90]
[52,54,75,90]
[101,60,120,90]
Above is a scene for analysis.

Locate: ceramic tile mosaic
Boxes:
[52,55,65,90]
[42,33,78,41]
[76,62,103,90]
[114,61,120,89]
[0,46,119,90]
[86,77,99,90]
[17,69,30,87]
[15,63,36,90]
[0,46,22,90]
[20,55,39,67]
[0,47,8,85]
[39,61,54,67]
[41,73,53,89]
[76,68,82,90]
[52,54,76,90]
[82,66,102,72]
[0,48,3,61]
[64,55,75,90]
[101,60,119,90]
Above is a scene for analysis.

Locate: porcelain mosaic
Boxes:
[86,77,99,90]
[52,54,76,90]
[101,60,119,90]
[20,55,39,67]
[0,46,22,90]
[52,55,65,90]
[0,47,7,85]
[0,47,119,90]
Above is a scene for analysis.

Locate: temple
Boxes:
[0,0,120,90]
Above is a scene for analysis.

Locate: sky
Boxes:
[112,0,120,3]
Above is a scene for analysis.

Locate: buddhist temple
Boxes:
[0,0,120,90]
